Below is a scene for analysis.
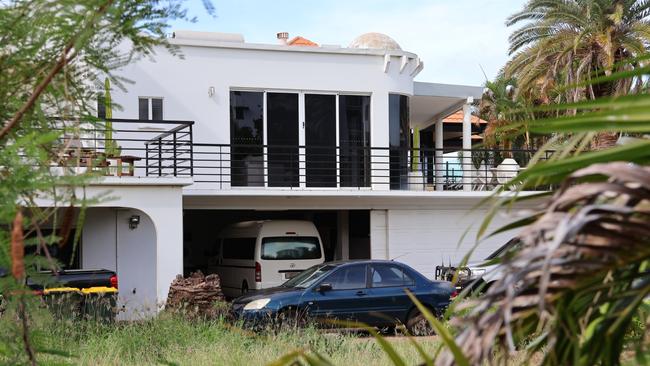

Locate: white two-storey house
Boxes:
[49,31,537,317]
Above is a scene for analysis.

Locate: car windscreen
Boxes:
[261,236,321,260]
[282,264,336,288]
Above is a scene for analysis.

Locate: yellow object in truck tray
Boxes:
[43,287,80,294]
[81,287,118,294]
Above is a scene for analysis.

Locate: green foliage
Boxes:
[103,77,120,157]
[411,127,420,172]
[505,0,650,103]
[0,0,213,363]
[456,53,650,366]
[0,312,440,366]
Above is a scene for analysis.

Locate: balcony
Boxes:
[190,144,549,192]
[50,119,549,192]
[48,118,193,178]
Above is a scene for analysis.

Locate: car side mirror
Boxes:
[318,283,332,293]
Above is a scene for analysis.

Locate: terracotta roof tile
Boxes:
[287,36,318,47]
[442,110,486,124]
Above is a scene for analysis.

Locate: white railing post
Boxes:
[434,117,444,191]
[462,98,473,192]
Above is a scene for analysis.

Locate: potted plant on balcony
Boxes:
[408,127,425,190]
[103,77,121,175]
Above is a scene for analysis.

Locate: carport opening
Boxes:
[182,210,370,276]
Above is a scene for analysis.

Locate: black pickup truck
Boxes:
[0,267,118,291]
[1,268,119,320]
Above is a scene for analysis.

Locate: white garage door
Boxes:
[371,209,518,279]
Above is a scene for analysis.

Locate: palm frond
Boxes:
[439,162,650,366]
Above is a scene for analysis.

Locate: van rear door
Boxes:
[259,236,323,286]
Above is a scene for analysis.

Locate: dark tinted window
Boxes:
[138,98,149,120]
[267,92,299,187]
[305,94,336,187]
[389,94,409,189]
[339,95,371,187]
[261,236,321,260]
[370,264,414,288]
[230,91,264,186]
[222,238,255,260]
[97,95,106,119]
[325,265,367,290]
[151,98,163,120]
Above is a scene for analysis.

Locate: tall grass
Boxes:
[12,309,440,366]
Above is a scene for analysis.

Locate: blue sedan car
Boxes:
[231,260,454,335]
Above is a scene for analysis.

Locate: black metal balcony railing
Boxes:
[49,118,193,178]
[191,144,552,191]
[48,119,550,192]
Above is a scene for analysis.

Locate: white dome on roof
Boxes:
[349,32,401,50]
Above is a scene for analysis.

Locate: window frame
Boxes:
[319,264,369,291]
[138,96,164,121]
[369,263,415,289]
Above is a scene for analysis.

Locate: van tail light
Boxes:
[255,262,262,283]
[110,274,118,289]
[450,290,458,299]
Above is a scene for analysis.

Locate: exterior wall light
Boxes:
[208,86,215,97]
[129,215,140,230]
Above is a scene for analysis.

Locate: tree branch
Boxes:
[18,296,36,366]
[0,0,114,141]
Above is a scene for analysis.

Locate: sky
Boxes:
[169,0,528,86]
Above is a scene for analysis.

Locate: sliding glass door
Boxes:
[230,90,371,188]
[389,94,409,189]
[339,95,371,187]
[267,92,299,187]
[230,91,264,187]
[305,94,337,187]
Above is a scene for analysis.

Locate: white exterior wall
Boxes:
[111,43,416,190]
[370,207,520,279]
[113,44,413,146]
[82,208,117,271]
[370,210,389,259]
[83,207,158,319]
[40,177,190,318]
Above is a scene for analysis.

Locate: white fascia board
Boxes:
[86,176,194,187]
[414,81,483,99]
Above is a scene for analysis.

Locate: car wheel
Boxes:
[379,325,397,336]
[241,282,249,295]
[406,308,436,336]
[276,308,305,331]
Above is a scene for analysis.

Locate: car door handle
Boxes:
[356,291,367,296]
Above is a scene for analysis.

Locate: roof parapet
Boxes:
[173,30,244,43]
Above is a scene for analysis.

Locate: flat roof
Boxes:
[169,37,419,59]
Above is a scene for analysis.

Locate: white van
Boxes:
[208,220,325,298]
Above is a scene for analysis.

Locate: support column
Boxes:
[462,98,473,191]
[434,118,444,191]
[337,210,350,260]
